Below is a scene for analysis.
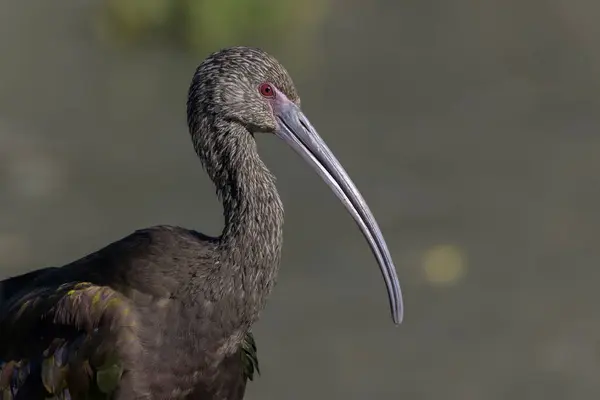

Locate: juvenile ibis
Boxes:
[0,46,403,400]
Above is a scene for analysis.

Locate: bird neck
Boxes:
[193,118,284,320]
[218,135,284,266]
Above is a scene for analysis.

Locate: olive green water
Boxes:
[1,1,600,398]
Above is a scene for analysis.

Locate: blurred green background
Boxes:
[1,0,600,398]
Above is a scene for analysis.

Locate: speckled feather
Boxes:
[0,46,298,400]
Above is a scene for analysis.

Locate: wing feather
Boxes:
[241,331,260,382]
[0,281,141,399]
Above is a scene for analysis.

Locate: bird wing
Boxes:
[241,331,260,382]
[0,280,140,400]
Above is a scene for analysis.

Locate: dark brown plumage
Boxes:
[0,46,403,400]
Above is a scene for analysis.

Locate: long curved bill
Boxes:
[273,96,404,325]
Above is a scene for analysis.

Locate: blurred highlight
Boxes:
[422,244,466,286]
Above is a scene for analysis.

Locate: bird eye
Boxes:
[259,83,275,98]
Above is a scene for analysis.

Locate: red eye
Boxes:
[259,83,275,98]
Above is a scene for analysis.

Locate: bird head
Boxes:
[187,46,300,136]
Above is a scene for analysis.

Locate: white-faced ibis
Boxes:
[0,46,403,400]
